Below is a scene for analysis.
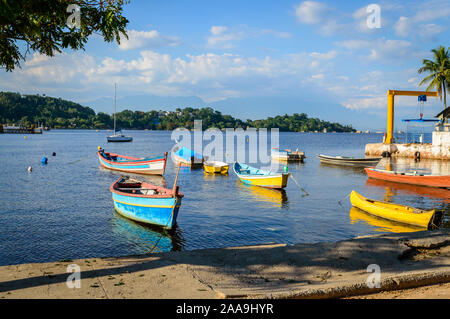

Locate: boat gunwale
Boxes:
[203,161,229,168]
[110,177,184,199]
[233,162,289,179]
[98,151,166,165]
[366,167,450,178]
[318,154,382,162]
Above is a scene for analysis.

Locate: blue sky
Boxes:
[1,0,449,130]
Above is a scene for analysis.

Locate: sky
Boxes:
[0,0,449,130]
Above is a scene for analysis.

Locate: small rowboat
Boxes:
[203,161,229,174]
[172,145,204,168]
[233,162,289,189]
[365,167,450,189]
[98,148,167,175]
[110,176,183,229]
[350,191,437,228]
[271,148,305,162]
[318,154,381,167]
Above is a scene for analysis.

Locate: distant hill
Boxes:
[0,92,355,132]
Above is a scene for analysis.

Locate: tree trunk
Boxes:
[443,81,447,110]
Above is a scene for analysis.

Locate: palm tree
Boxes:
[418,46,450,111]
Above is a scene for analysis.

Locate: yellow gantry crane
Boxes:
[384,90,439,144]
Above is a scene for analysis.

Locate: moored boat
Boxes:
[110,176,183,229]
[203,161,229,174]
[98,148,167,175]
[318,154,381,167]
[107,83,132,143]
[107,130,133,142]
[171,145,204,168]
[349,190,438,228]
[233,162,289,189]
[365,167,450,188]
[271,148,305,162]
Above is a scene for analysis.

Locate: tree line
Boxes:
[0,92,355,132]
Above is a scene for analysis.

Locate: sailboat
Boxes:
[107,83,133,143]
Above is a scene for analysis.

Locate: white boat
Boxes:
[107,83,132,143]
[107,130,133,142]
[271,148,305,162]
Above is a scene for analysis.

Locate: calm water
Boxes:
[0,130,448,266]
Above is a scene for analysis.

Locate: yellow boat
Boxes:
[203,161,229,174]
[349,191,436,228]
[233,162,289,189]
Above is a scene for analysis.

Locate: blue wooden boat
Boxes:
[110,176,183,229]
[171,145,204,168]
[98,148,167,175]
[233,162,289,189]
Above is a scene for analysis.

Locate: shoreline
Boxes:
[0,230,448,299]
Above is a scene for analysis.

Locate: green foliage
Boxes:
[418,46,450,110]
[0,91,355,132]
[0,0,129,71]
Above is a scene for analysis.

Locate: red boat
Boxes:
[365,167,450,189]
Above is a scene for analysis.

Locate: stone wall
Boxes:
[365,142,449,160]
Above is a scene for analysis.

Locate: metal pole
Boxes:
[114,83,117,133]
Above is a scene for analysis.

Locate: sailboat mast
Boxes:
[114,83,117,133]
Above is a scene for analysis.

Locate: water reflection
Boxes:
[349,207,426,233]
[203,172,229,180]
[111,212,184,254]
[365,178,450,203]
[375,157,450,176]
[319,161,368,174]
[236,181,288,208]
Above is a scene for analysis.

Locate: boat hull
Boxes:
[236,174,289,188]
[365,167,450,188]
[203,162,229,174]
[271,149,305,162]
[107,136,133,142]
[233,163,289,189]
[318,154,381,167]
[172,153,203,168]
[98,152,167,175]
[350,191,435,228]
[112,192,181,229]
[171,146,204,168]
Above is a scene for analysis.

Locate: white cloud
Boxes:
[311,73,324,80]
[393,1,449,39]
[210,26,227,35]
[294,1,328,24]
[118,29,181,50]
[338,38,418,62]
[341,95,386,110]
[294,1,340,35]
[1,49,333,103]
[309,50,337,60]
[394,16,411,37]
[207,25,292,48]
[260,29,292,39]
